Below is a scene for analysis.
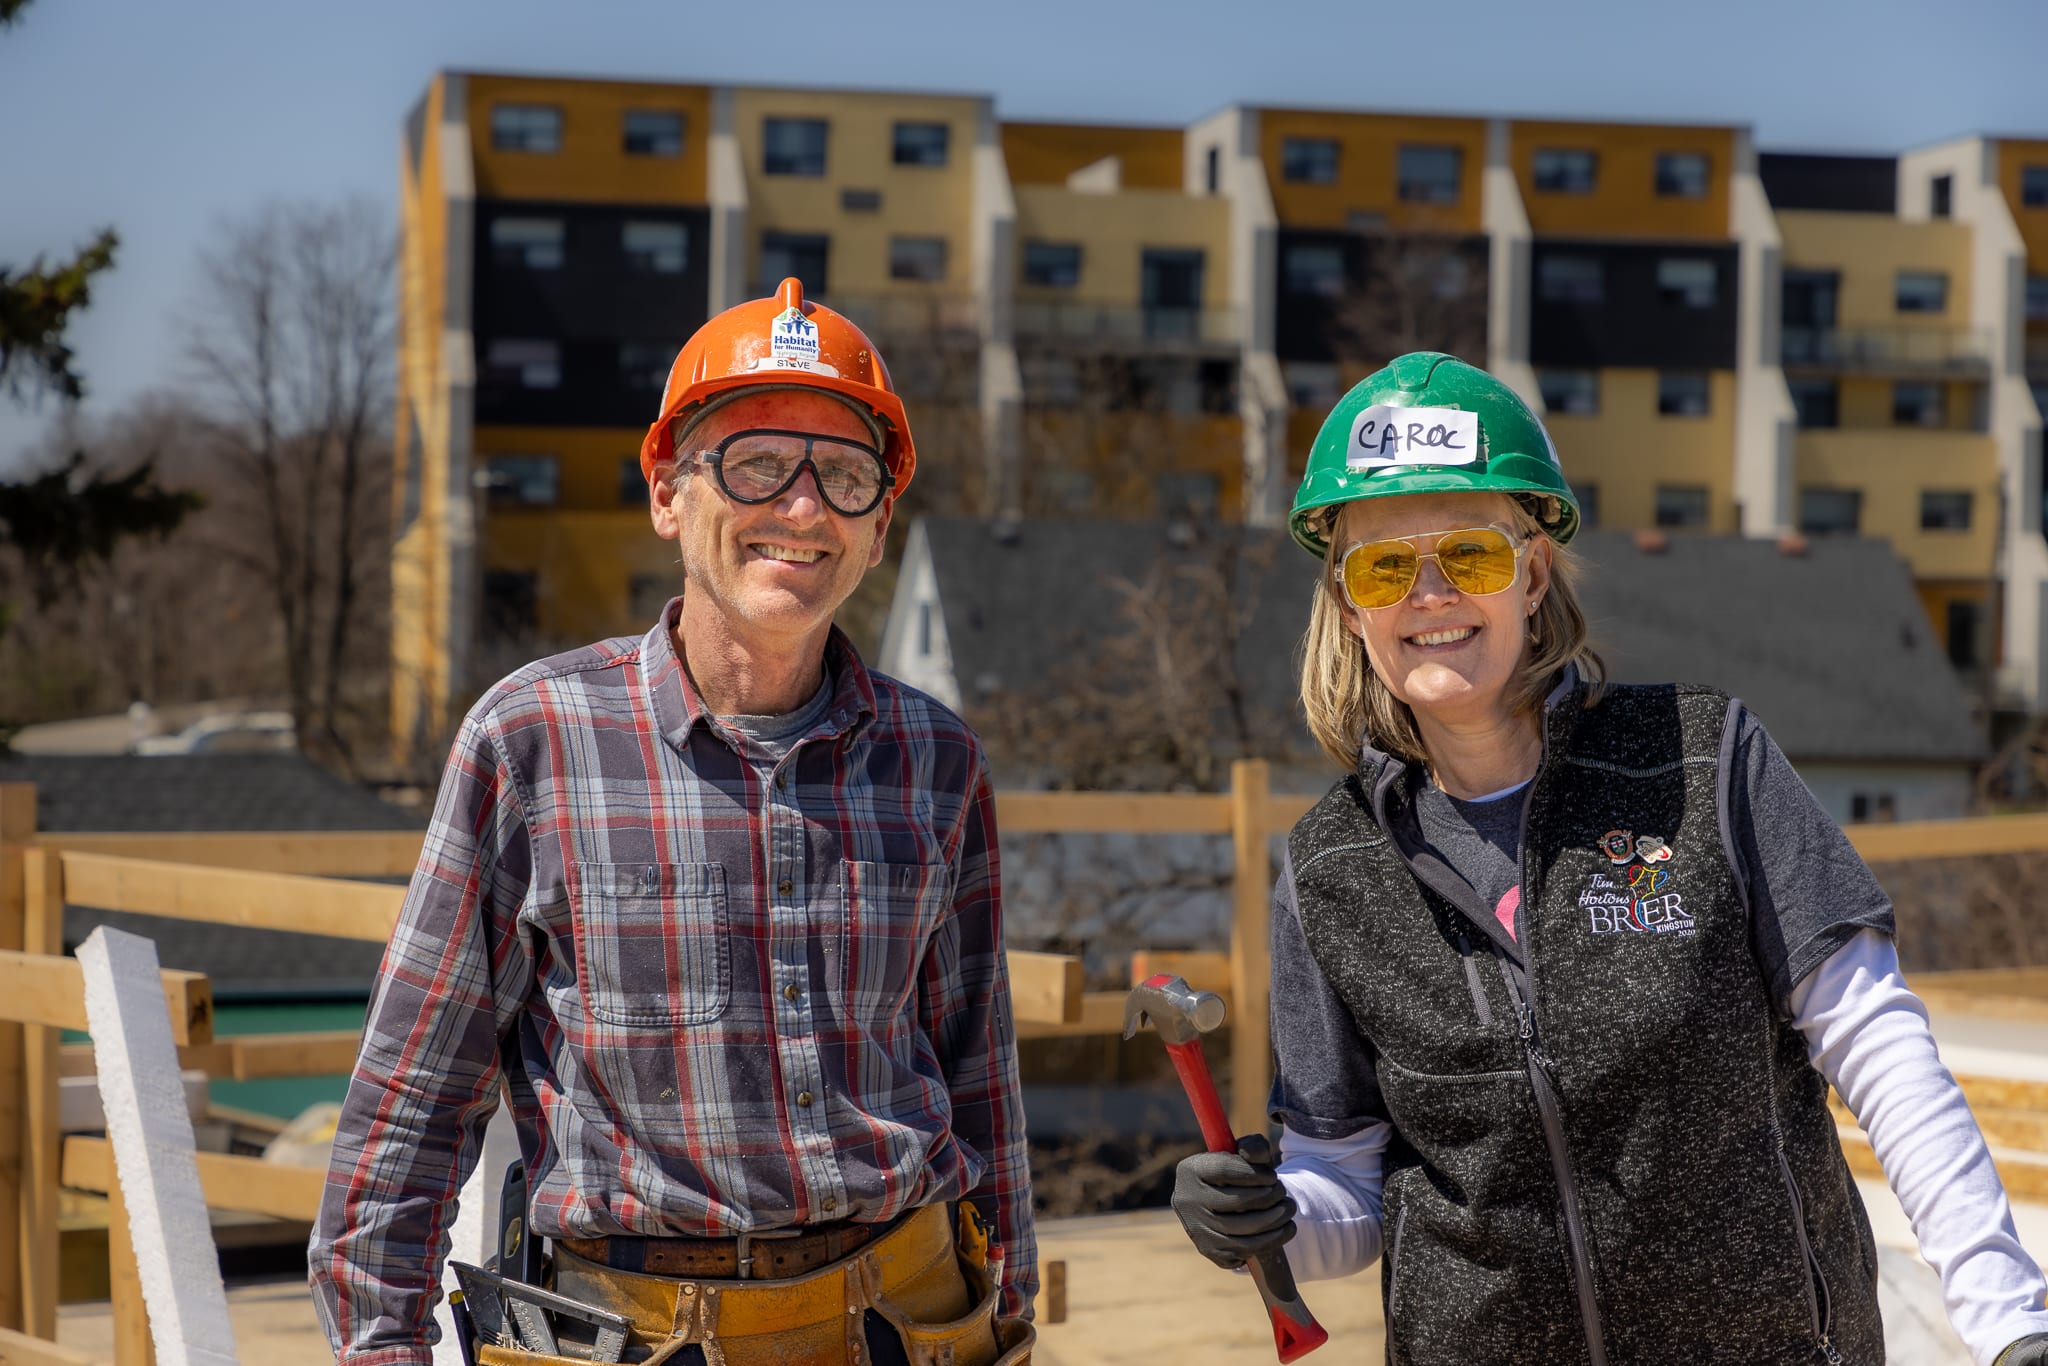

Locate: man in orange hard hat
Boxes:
[312,280,1035,1365]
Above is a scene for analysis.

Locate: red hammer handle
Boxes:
[1163,1040,1236,1153]
[1162,1044,1329,1362]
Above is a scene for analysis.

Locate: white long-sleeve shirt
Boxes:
[1275,929,2048,1366]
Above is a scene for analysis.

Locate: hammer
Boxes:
[1125,973,1328,1363]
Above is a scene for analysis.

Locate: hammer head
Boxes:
[1123,973,1227,1046]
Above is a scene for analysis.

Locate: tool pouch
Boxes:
[869,1212,1034,1366]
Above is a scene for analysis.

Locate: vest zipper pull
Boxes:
[1819,1334,1843,1365]
[1516,999,1534,1042]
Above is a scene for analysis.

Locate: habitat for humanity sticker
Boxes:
[1346,404,1480,470]
[768,306,821,369]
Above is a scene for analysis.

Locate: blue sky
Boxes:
[2,0,2044,472]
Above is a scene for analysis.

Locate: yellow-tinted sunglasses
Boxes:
[1335,525,1526,611]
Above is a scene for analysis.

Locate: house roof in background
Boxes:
[914,518,1986,768]
[0,754,423,996]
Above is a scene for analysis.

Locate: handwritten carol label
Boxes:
[1346,405,1481,469]
[768,307,821,369]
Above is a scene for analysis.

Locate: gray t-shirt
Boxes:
[1270,704,1897,1139]
[719,669,835,764]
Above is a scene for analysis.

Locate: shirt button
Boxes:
[822,1197,836,1213]
[783,983,802,1002]
[797,1091,814,1107]
[778,879,793,895]
[776,772,788,789]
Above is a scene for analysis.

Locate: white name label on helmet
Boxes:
[1346,405,1480,469]
[768,306,822,369]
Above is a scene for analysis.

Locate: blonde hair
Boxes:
[1298,497,1606,770]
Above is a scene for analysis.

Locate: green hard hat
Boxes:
[1289,351,1579,558]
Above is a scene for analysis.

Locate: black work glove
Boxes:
[1997,1335,2048,1366]
[1171,1133,1297,1270]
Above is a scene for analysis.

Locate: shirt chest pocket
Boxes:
[836,860,949,1025]
[571,862,730,1027]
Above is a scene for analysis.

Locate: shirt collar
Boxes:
[643,598,879,752]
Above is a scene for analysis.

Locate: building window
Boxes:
[482,571,538,642]
[484,339,561,390]
[2026,275,2048,321]
[1930,173,1953,218]
[620,342,672,393]
[1571,482,1599,530]
[1281,137,1339,184]
[1141,249,1206,338]
[1538,369,1600,415]
[1532,148,1597,194]
[1284,362,1341,410]
[619,456,647,504]
[759,231,829,294]
[1023,241,1082,288]
[1947,600,1987,669]
[1397,144,1462,203]
[489,217,565,270]
[1849,792,1897,823]
[1654,485,1709,528]
[2022,165,2048,207]
[490,104,561,153]
[1799,487,1862,535]
[889,236,948,283]
[1893,381,1946,427]
[1789,379,1839,429]
[1655,152,1709,198]
[622,220,688,274]
[763,117,828,176]
[1537,254,1604,303]
[484,454,559,507]
[840,188,882,213]
[1205,146,1220,194]
[628,574,674,624]
[1155,471,1221,519]
[892,121,950,167]
[1656,258,1717,308]
[1656,372,1709,417]
[622,110,684,157]
[1895,271,1948,314]
[1921,490,1973,530]
[1282,243,1346,298]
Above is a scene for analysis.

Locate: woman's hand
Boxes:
[1170,1134,1298,1270]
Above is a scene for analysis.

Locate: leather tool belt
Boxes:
[556,1218,879,1281]
[474,1202,1033,1366]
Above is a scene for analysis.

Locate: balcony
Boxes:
[816,292,982,345]
[1781,325,1993,378]
[1013,300,1241,353]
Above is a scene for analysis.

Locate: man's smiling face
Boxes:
[651,387,894,648]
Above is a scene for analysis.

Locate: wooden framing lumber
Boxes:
[0,953,211,1046]
[996,791,1232,835]
[62,1137,325,1225]
[0,1326,102,1365]
[63,1029,364,1082]
[0,781,34,1331]
[1847,812,2048,862]
[1006,951,1084,1025]
[57,853,403,944]
[20,850,61,1337]
[38,830,424,878]
[1016,991,1131,1040]
[1228,761,1274,1138]
[1127,950,1231,996]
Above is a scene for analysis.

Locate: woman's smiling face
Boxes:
[1333,491,1552,730]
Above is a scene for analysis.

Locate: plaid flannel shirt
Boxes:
[309,611,1033,1362]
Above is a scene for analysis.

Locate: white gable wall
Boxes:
[876,523,963,710]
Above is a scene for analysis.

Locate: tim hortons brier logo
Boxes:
[1580,829,1694,936]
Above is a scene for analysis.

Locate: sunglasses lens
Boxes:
[1341,542,1420,609]
[1435,529,1519,595]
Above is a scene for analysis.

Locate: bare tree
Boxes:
[1334,232,1489,371]
[185,197,394,768]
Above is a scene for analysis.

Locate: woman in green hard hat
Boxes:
[1168,352,2048,1365]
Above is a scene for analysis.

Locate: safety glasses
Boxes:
[1335,525,1525,611]
[683,428,894,517]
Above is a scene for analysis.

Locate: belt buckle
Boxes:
[734,1226,804,1281]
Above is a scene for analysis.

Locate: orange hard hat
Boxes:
[637,277,916,498]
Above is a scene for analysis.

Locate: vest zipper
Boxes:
[1775,1147,1843,1363]
[1452,926,1492,1027]
[1507,989,1607,1366]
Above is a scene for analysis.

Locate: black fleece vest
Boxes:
[1288,684,1882,1366]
